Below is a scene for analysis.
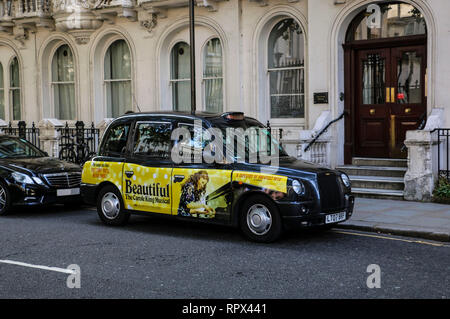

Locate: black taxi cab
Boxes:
[81,112,354,242]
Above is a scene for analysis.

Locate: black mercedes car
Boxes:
[0,135,82,215]
[81,111,355,243]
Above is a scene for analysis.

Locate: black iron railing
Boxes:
[432,128,450,181]
[3,121,41,148]
[58,121,99,164]
[266,121,284,155]
[266,121,283,145]
[304,111,347,152]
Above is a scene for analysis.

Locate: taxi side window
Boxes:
[101,123,130,156]
[176,123,216,159]
[133,122,172,159]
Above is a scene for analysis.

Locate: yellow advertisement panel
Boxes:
[232,171,287,194]
[172,169,232,222]
[82,161,124,191]
[122,163,172,215]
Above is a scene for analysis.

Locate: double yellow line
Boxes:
[332,230,450,248]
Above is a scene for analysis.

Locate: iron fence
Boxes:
[57,121,100,164]
[3,121,41,148]
[432,128,450,181]
[266,121,283,145]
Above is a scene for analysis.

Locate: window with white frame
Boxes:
[51,45,75,120]
[268,18,305,119]
[203,38,223,113]
[9,57,21,120]
[0,63,4,119]
[104,39,132,118]
[170,42,191,112]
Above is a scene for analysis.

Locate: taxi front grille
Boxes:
[317,173,345,213]
[43,172,81,188]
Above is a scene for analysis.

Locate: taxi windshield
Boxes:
[210,117,289,163]
[0,137,46,159]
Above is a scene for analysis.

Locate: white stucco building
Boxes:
[0,0,448,200]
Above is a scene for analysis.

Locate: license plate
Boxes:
[57,188,80,197]
[325,212,346,224]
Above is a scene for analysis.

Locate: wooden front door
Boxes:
[354,45,427,158]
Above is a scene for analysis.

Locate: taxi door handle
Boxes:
[173,175,185,183]
[125,170,134,178]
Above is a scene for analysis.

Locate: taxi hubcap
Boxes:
[247,204,272,236]
[101,192,120,219]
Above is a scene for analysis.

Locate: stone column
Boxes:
[404,108,444,201]
[38,118,64,157]
[404,130,437,201]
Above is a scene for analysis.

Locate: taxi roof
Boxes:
[115,111,248,122]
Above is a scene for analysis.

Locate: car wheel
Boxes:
[0,182,11,216]
[97,185,129,226]
[240,195,282,243]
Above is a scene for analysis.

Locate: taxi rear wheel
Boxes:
[239,195,282,243]
[0,182,11,216]
[97,185,129,226]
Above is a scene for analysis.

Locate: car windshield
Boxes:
[210,117,289,163]
[0,137,46,159]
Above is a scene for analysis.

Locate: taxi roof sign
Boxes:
[222,112,245,121]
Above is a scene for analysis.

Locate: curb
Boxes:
[334,222,450,243]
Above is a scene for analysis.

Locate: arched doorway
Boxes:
[344,1,427,161]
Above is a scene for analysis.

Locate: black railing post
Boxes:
[279,128,283,147]
[18,121,26,139]
[75,121,85,163]
[445,130,450,181]
[267,120,271,155]
[31,122,36,146]
[437,129,441,179]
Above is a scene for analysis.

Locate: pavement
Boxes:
[336,197,450,242]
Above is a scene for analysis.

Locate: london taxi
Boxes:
[80,112,354,242]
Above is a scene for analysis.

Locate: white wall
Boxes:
[0,0,448,162]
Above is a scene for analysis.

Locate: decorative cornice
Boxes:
[69,30,94,44]
[140,13,157,32]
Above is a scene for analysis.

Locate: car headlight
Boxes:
[292,179,305,195]
[12,172,35,185]
[341,173,351,188]
[32,176,45,185]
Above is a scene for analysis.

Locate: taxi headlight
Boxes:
[12,172,34,185]
[341,173,351,188]
[292,179,305,195]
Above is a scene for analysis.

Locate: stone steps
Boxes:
[336,157,407,200]
[352,157,407,168]
[351,187,404,200]
[349,175,405,191]
[336,165,407,178]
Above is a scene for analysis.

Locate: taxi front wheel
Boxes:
[240,195,282,243]
[97,185,130,226]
